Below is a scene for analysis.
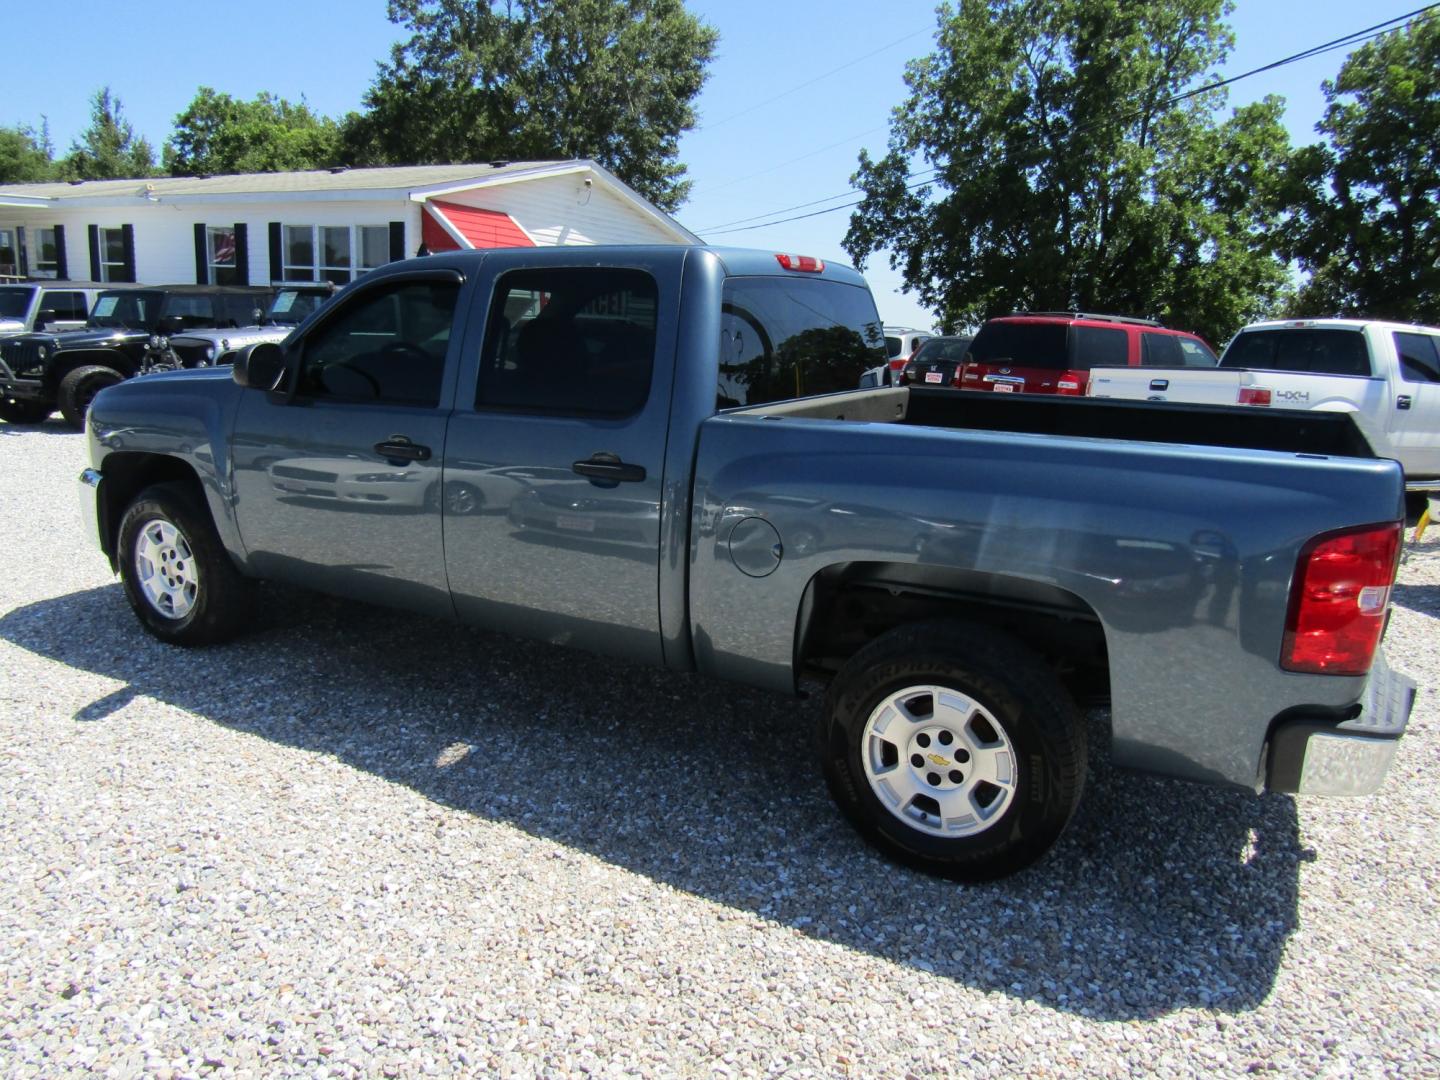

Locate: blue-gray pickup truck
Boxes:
[77,246,1416,879]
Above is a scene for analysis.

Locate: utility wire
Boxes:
[699,5,1438,238]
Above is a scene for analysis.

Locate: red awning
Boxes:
[422,200,534,252]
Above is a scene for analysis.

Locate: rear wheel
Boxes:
[116,482,253,646]
[58,365,124,429]
[820,620,1086,880]
[0,399,53,424]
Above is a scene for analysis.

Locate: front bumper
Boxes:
[0,355,47,402]
[78,468,106,556]
[1266,649,1416,796]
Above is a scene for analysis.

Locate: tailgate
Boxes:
[1088,366,1242,405]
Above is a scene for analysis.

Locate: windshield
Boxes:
[268,289,328,325]
[89,291,163,330]
[968,321,1070,369]
[1220,329,1371,376]
[719,277,886,407]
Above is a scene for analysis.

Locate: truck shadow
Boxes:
[0,584,1305,1022]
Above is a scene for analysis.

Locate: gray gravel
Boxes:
[1,418,1437,1078]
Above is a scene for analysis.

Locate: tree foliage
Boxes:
[341,0,718,212]
[165,88,343,176]
[0,122,57,183]
[843,0,1291,343]
[62,88,157,180]
[1280,16,1440,323]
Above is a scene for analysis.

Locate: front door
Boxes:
[442,255,679,664]
[230,272,464,617]
[1387,330,1440,478]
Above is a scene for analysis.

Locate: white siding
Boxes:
[438,174,681,247]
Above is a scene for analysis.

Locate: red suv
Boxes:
[957,311,1217,396]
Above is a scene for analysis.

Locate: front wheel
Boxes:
[0,399,53,424]
[58,365,124,428]
[116,482,253,646]
[820,620,1086,881]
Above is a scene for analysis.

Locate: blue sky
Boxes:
[3,0,1425,328]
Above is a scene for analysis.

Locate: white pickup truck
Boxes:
[1087,319,1440,485]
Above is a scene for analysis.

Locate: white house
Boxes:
[0,160,700,287]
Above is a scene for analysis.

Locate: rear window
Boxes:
[968,321,1069,369]
[719,278,885,407]
[1220,329,1371,376]
[912,337,971,364]
[0,286,35,319]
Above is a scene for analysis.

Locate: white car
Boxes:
[860,325,934,387]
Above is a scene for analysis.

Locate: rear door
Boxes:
[229,270,464,616]
[442,250,682,665]
[1387,330,1440,477]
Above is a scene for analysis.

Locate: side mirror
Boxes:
[34,309,57,330]
[252,307,264,324]
[232,342,288,392]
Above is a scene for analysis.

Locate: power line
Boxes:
[698,26,933,131]
[699,6,1438,238]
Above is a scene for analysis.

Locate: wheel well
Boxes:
[46,350,134,393]
[97,453,206,565]
[796,561,1111,706]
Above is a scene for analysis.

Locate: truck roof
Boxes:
[1241,317,1440,334]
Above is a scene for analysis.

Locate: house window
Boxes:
[283,224,392,284]
[0,229,17,278]
[33,228,60,278]
[100,227,129,282]
[208,226,238,286]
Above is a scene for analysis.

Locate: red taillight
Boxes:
[775,253,825,272]
[1056,372,1084,395]
[1282,523,1402,675]
[1238,387,1272,406]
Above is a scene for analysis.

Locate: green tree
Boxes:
[62,88,157,180]
[342,0,718,212]
[843,0,1291,344]
[1280,16,1440,323]
[165,88,343,176]
[0,121,57,183]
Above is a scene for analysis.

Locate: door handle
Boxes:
[572,452,646,484]
[374,435,432,463]
[1397,395,1413,410]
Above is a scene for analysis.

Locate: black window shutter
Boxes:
[389,220,406,263]
[54,225,68,280]
[268,222,282,283]
[194,223,209,284]
[87,225,101,281]
[233,223,249,286]
[120,224,136,283]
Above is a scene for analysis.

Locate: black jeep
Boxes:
[0,284,272,427]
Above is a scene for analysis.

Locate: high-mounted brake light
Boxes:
[1238,387,1272,406]
[1282,522,1402,675]
[775,253,825,273]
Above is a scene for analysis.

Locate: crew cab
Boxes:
[0,284,272,427]
[150,284,337,374]
[1087,319,1440,485]
[76,247,1414,880]
[958,312,1217,396]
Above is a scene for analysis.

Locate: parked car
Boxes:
[1086,318,1440,484]
[898,335,973,387]
[957,311,1216,396]
[0,281,110,339]
[79,246,1413,881]
[861,325,935,388]
[0,284,273,427]
[146,284,338,374]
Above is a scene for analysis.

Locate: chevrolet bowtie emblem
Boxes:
[927,753,951,768]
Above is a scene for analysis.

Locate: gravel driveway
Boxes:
[1,420,1436,1078]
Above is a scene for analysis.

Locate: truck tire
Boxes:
[819,620,1086,881]
[0,399,53,424]
[116,482,253,646]
[58,365,124,429]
